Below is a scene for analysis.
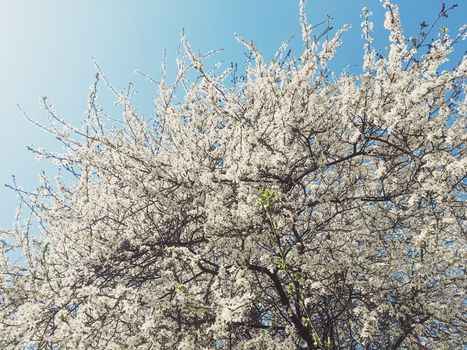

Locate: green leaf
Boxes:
[291,272,301,282]
[258,189,276,209]
[175,284,188,293]
[275,258,287,270]
[313,334,322,347]
[301,316,311,327]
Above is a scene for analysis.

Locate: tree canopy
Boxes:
[1,1,466,349]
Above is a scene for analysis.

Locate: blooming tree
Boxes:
[0,1,466,349]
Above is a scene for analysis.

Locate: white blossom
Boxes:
[0,1,465,349]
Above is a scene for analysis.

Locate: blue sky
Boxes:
[0,0,464,229]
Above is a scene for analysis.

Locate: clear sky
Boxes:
[0,0,464,229]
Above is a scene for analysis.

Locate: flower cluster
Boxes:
[0,0,465,349]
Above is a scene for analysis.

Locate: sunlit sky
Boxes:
[0,0,464,229]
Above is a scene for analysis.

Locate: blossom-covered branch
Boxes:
[0,1,465,349]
